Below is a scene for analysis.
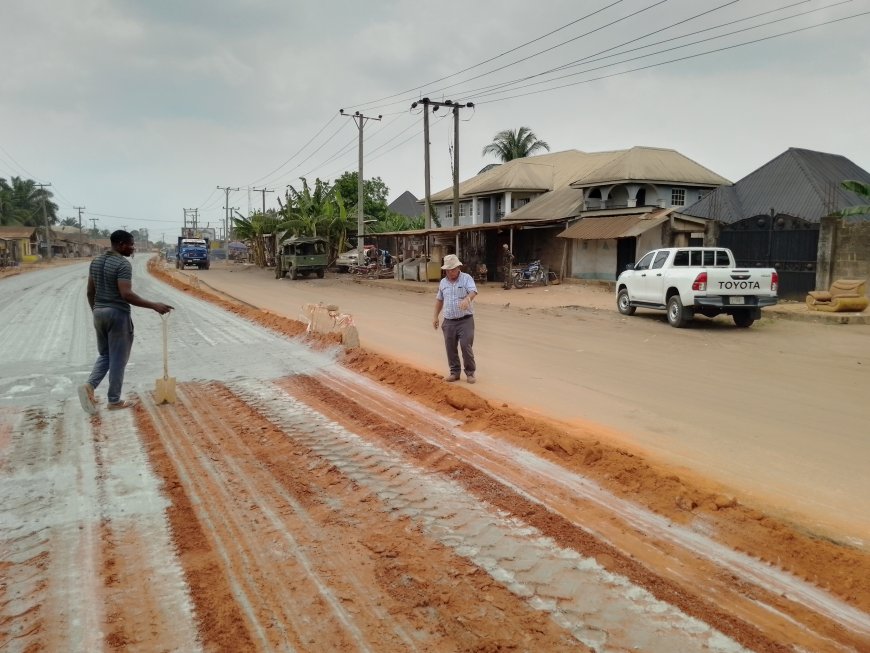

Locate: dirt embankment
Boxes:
[148,258,870,616]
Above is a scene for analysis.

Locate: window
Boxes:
[635,252,655,270]
[671,188,686,206]
[652,251,669,269]
[673,250,689,266]
[446,204,453,219]
[459,202,467,217]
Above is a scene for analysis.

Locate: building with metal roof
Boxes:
[675,147,870,298]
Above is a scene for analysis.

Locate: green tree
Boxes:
[836,180,870,216]
[60,217,80,227]
[481,127,550,162]
[332,172,390,223]
[0,176,59,226]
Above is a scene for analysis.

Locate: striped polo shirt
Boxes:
[90,251,133,312]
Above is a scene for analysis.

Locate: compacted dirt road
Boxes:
[0,258,868,652]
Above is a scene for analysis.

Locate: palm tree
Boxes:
[481,127,550,162]
[837,180,870,216]
[0,176,59,226]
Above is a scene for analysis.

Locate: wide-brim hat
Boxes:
[441,254,463,270]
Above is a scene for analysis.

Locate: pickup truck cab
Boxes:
[616,247,778,328]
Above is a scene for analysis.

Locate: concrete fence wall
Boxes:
[817,215,870,294]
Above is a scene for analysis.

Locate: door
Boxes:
[616,238,636,280]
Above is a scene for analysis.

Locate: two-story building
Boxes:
[412,146,728,282]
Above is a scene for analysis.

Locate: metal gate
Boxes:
[718,214,819,299]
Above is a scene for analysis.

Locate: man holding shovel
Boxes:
[79,230,173,414]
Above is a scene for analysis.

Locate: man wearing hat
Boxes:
[433,254,479,383]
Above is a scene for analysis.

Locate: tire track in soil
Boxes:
[137,383,584,652]
[225,377,754,652]
[284,369,870,653]
[0,402,200,653]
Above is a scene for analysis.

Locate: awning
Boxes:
[558,213,670,240]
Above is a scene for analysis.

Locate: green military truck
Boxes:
[276,236,329,280]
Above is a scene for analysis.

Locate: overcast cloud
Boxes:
[2,0,869,238]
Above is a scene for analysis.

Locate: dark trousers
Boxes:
[441,315,475,376]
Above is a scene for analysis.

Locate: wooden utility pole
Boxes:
[252,187,275,214]
[35,183,53,260]
[411,99,474,229]
[340,109,382,265]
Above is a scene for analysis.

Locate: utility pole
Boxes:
[340,109,382,265]
[410,99,474,229]
[252,187,275,214]
[89,218,98,236]
[73,206,86,256]
[35,183,53,260]
[217,186,239,259]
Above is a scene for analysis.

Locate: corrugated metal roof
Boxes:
[501,187,585,222]
[429,149,623,202]
[571,146,731,188]
[374,217,569,238]
[0,227,38,239]
[677,148,870,224]
[557,208,680,240]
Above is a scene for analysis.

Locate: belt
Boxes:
[446,314,472,321]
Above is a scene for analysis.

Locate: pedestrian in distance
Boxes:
[501,243,514,289]
[79,230,173,414]
[432,254,478,384]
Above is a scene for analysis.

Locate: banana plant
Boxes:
[837,180,870,217]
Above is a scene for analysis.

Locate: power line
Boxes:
[472,9,870,105]
[345,0,629,110]
[461,0,844,101]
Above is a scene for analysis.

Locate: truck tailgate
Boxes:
[706,269,776,296]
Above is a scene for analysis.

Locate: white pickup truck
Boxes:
[616,247,778,328]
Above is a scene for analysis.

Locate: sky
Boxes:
[2,0,869,242]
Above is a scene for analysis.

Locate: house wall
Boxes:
[817,215,870,294]
[570,240,617,280]
[566,226,668,281]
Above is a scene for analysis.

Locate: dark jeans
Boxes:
[87,307,134,404]
[441,315,475,376]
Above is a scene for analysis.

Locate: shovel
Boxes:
[154,313,177,404]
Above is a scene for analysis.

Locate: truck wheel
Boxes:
[617,289,636,316]
[290,267,298,280]
[667,295,692,328]
[204,262,210,270]
[316,268,325,279]
[732,312,755,328]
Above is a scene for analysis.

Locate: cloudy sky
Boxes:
[2,0,869,240]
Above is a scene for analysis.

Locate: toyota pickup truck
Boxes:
[616,247,778,328]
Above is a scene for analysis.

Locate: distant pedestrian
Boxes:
[433,254,478,384]
[501,243,514,289]
[79,230,173,414]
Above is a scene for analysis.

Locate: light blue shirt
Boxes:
[437,272,478,320]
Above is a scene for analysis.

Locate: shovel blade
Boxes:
[154,376,177,404]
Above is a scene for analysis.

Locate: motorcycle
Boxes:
[513,260,547,288]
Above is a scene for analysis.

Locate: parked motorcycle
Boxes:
[513,260,547,288]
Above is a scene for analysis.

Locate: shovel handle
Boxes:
[161,313,170,378]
